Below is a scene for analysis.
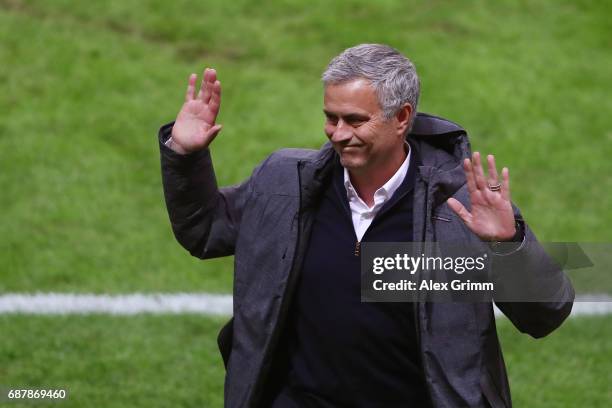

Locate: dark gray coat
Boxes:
[159,113,574,407]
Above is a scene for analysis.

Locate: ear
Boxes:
[395,103,413,136]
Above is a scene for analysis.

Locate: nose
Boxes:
[327,119,353,143]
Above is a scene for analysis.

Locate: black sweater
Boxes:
[270,155,430,407]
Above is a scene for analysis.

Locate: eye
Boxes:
[345,116,367,127]
[325,113,338,125]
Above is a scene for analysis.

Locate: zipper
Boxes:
[352,182,414,258]
[413,175,435,405]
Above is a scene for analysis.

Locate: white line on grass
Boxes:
[0,293,610,317]
[0,293,233,315]
[493,294,612,318]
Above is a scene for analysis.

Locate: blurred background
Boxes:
[1,0,610,406]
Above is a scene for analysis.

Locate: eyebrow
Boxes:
[323,110,370,121]
[323,110,336,117]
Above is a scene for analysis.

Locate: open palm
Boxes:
[447,152,516,242]
[171,68,222,154]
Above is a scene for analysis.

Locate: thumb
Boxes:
[203,124,223,147]
[447,197,472,226]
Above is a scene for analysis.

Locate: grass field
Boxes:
[1,0,611,406]
[0,315,610,407]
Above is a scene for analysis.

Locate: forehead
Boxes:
[323,78,382,115]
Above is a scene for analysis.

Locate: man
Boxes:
[159,44,574,407]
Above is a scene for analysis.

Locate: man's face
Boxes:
[323,79,405,173]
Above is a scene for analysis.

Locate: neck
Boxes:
[349,146,408,207]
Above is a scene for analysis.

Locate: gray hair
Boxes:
[322,44,420,126]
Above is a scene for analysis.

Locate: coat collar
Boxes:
[409,113,470,206]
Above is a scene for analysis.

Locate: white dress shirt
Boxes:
[344,147,411,241]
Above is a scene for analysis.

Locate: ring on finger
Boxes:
[488,182,502,192]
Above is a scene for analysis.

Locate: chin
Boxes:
[339,155,367,170]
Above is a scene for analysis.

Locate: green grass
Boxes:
[0,314,228,408]
[498,316,612,407]
[0,0,611,293]
[0,314,609,407]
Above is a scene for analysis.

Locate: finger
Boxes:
[464,158,477,194]
[487,154,499,185]
[447,198,472,226]
[207,67,217,83]
[472,152,487,191]
[208,80,222,118]
[202,68,217,104]
[185,73,197,102]
[197,68,209,100]
[501,167,511,201]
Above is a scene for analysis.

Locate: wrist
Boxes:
[164,136,189,155]
[488,219,525,255]
[492,226,517,242]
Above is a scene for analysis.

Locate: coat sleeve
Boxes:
[492,207,575,338]
[158,122,257,259]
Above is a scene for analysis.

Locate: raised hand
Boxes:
[447,152,516,242]
[170,68,223,154]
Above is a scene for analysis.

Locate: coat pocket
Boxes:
[432,210,453,222]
